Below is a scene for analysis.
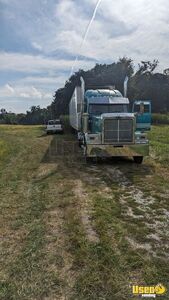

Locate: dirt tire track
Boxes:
[44,207,76,300]
[73,179,99,244]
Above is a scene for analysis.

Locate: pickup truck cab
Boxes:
[46,119,63,134]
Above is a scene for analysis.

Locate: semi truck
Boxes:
[69,77,151,164]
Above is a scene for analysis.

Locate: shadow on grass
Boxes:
[37,133,48,138]
[41,133,84,164]
[40,127,154,180]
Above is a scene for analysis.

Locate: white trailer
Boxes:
[69,78,85,131]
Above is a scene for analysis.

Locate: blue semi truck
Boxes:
[69,77,151,164]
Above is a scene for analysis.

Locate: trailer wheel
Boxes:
[133,156,143,164]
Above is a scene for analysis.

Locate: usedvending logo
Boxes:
[132,283,166,298]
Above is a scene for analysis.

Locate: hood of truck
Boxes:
[101,113,135,119]
[90,113,135,134]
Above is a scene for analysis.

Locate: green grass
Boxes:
[0,126,63,300]
[148,125,169,164]
[0,124,169,299]
[152,113,169,124]
[0,139,9,159]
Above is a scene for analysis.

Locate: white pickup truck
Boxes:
[46,119,63,134]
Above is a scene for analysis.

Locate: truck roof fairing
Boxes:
[85,89,122,98]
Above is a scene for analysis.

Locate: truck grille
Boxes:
[103,118,134,144]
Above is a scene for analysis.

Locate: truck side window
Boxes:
[144,105,150,113]
[134,105,140,113]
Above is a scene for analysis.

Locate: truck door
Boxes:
[132,101,151,131]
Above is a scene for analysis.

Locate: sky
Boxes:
[0,0,169,113]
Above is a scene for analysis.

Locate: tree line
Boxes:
[1,57,169,125]
[51,57,169,116]
[0,106,49,125]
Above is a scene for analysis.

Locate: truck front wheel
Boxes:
[133,156,143,164]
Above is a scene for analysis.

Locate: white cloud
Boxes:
[31,87,42,98]
[0,84,52,100]
[32,42,43,51]
[2,0,169,70]
[21,75,67,85]
[5,84,15,94]
[52,0,169,70]
[0,52,94,73]
[2,0,169,68]
[19,92,30,98]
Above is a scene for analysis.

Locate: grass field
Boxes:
[0,125,169,300]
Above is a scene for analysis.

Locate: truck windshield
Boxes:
[134,104,150,113]
[48,120,60,125]
[89,104,128,114]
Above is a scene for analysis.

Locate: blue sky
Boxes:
[0,0,169,113]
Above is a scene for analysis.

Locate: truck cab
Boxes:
[85,89,129,134]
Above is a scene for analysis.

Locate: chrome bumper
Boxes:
[86,143,149,157]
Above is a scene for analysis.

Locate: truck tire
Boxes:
[84,146,91,162]
[78,140,83,147]
[133,156,143,164]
